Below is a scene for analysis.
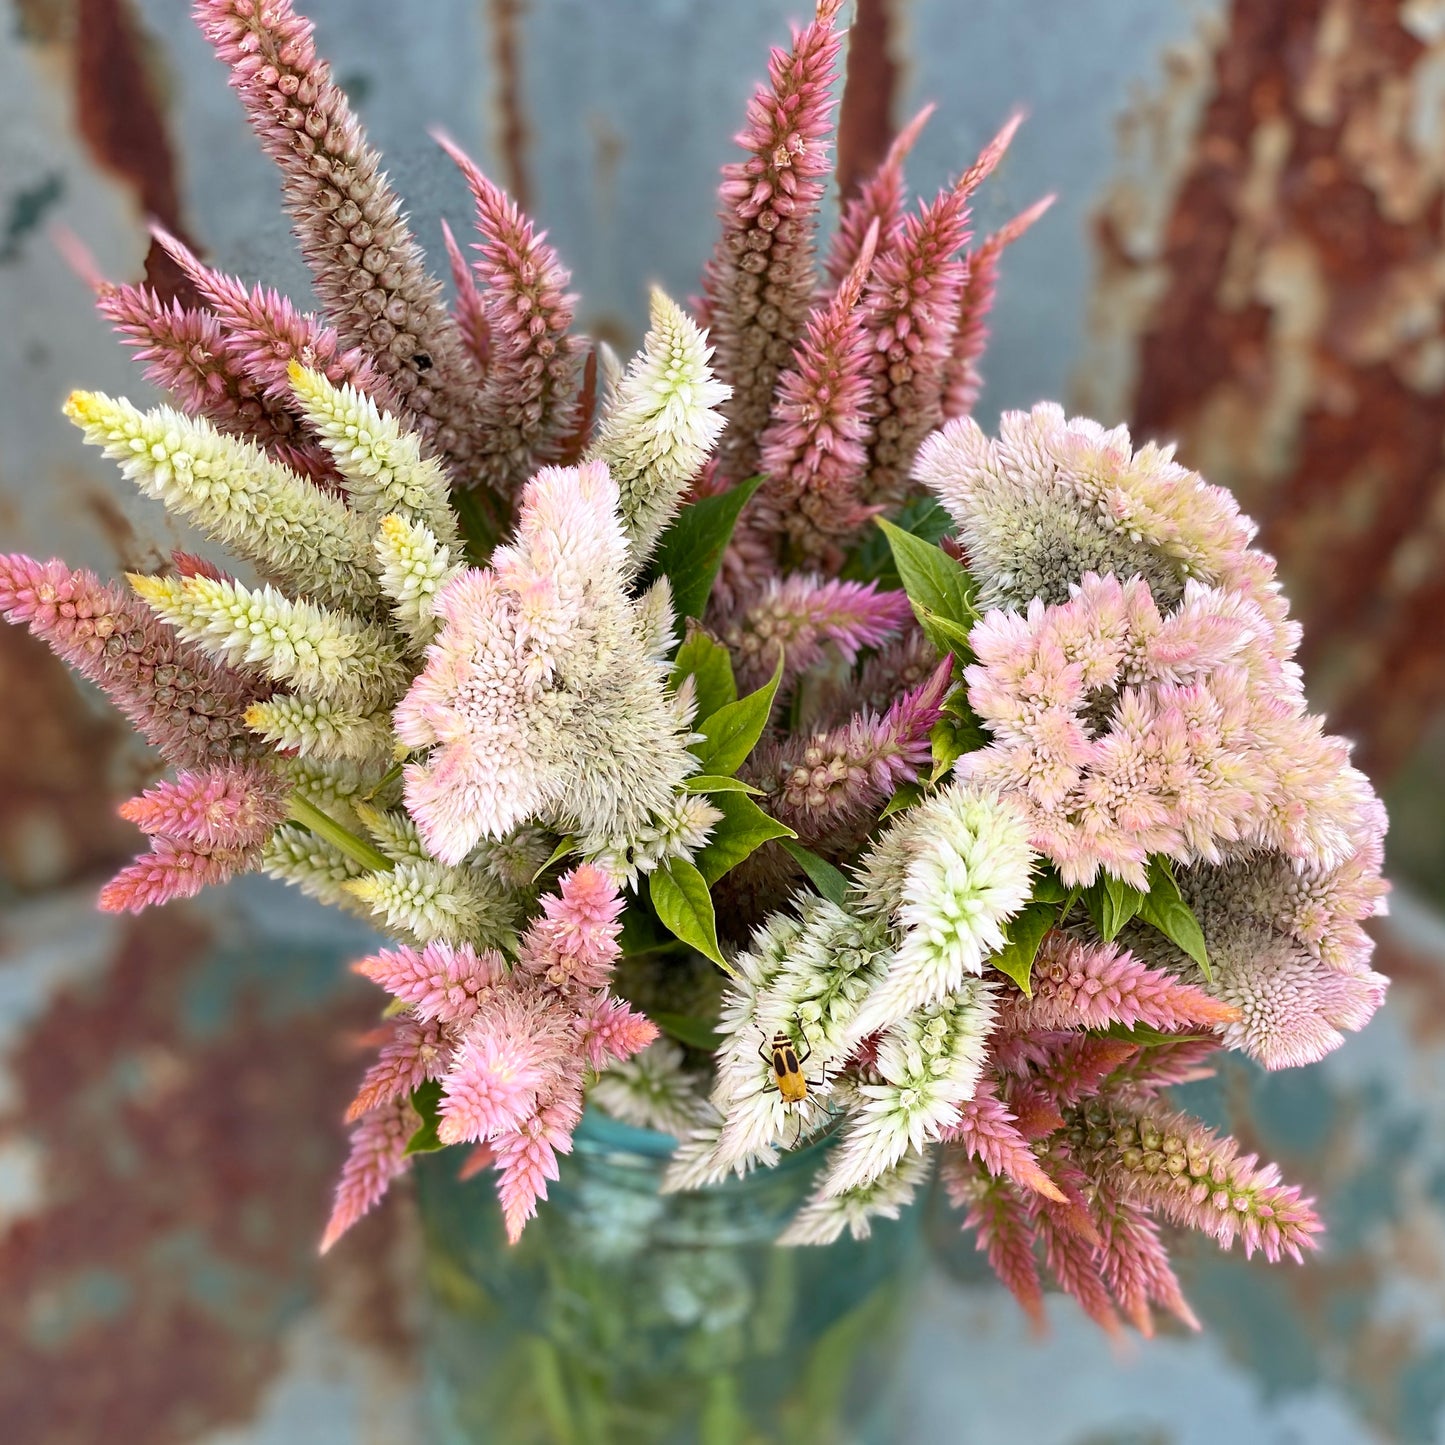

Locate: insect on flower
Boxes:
[760,1027,829,1144]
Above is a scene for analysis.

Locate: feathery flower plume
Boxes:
[753,224,880,565]
[130,573,407,712]
[395,462,697,864]
[195,0,487,470]
[372,513,463,647]
[856,114,1021,514]
[434,132,581,495]
[589,1039,712,1138]
[439,217,490,377]
[822,104,934,291]
[1090,1177,1199,1335]
[286,363,459,541]
[0,554,261,768]
[149,223,399,410]
[345,858,515,946]
[705,0,846,483]
[261,822,367,909]
[352,940,507,1024]
[65,391,378,611]
[118,763,287,848]
[778,1151,931,1247]
[946,1170,1045,1328]
[346,1016,451,1121]
[588,288,731,568]
[493,1095,584,1244]
[98,835,259,913]
[719,574,912,693]
[244,693,394,764]
[940,196,1054,421]
[851,783,1035,1037]
[939,1081,1064,1202]
[320,1095,417,1254]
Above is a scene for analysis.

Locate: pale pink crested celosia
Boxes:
[118,763,287,849]
[194,0,486,470]
[0,554,261,769]
[1000,934,1240,1035]
[941,195,1055,422]
[434,132,581,495]
[705,0,847,484]
[395,460,696,864]
[718,574,913,693]
[961,571,1376,886]
[949,1171,1046,1328]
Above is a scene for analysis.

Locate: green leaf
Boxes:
[928,700,989,785]
[879,780,923,819]
[1083,872,1147,941]
[690,652,784,777]
[651,1011,723,1053]
[914,604,976,659]
[648,475,765,622]
[695,791,796,885]
[1031,867,1069,905]
[877,518,977,648]
[989,899,1057,995]
[1097,1021,1215,1047]
[841,497,951,586]
[531,833,577,883]
[778,838,851,906]
[685,774,764,795]
[1137,856,1212,980]
[649,857,734,975]
[404,1080,446,1156]
[670,629,737,722]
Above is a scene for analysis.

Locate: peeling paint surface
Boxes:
[2,0,1445,1438]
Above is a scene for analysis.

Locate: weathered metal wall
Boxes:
[2,1,1444,1442]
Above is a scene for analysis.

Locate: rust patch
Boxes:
[1080,0,1445,781]
[0,905,416,1442]
[835,0,902,202]
[487,0,532,212]
[71,0,198,302]
[0,628,137,894]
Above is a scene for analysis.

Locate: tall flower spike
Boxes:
[149,223,399,411]
[320,1095,417,1253]
[857,113,1022,514]
[940,195,1054,422]
[65,391,378,611]
[352,940,507,1024]
[939,1082,1065,1202]
[493,1094,583,1244]
[345,858,516,947]
[286,362,459,541]
[779,1151,931,1247]
[948,1170,1045,1329]
[719,574,912,693]
[396,463,698,864]
[262,822,367,910]
[823,104,934,291]
[244,693,394,764]
[433,132,581,495]
[753,225,881,565]
[0,554,262,769]
[98,835,259,913]
[345,1016,451,1121]
[373,513,464,648]
[195,0,488,472]
[439,217,490,377]
[130,573,407,712]
[118,763,287,848]
[1090,1177,1199,1335]
[704,0,847,484]
[587,288,731,569]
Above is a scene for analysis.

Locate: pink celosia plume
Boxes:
[440,216,491,378]
[97,836,258,913]
[346,1017,452,1122]
[320,1095,416,1254]
[352,940,507,1024]
[118,763,287,849]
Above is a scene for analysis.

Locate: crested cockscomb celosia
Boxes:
[395,461,697,864]
[10,0,1384,1337]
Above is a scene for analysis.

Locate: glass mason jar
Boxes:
[415,1109,925,1445]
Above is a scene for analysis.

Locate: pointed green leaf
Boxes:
[690,652,784,777]
[531,833,577,882]
[778,838,851,906]
[928,701,989,785]
[1137,856,1212,980]
[841,497,952,586]
[685,774,764,795]
[1031,867,1069,905]
[652,1011,723,1053]
[695,791,796,884]
[670,629,737,722]
[649,857,734,975]
[914,604,976,660]
[989,899,1057,996]
[878,518,977,643]
[879,780,923,819]
[648,474,765,622]
[404,1079,446,1156]
[1083,872,1146,942]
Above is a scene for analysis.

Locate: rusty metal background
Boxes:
[2,1,1444,1441]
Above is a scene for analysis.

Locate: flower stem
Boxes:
[286,792,394,873]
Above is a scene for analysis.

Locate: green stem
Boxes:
[286,792,394,873]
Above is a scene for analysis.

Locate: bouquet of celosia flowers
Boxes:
[3,0,1388,1337]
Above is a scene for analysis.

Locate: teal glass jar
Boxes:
[415,1109,925,1445]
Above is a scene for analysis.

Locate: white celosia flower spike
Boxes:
[588,289,731,569]
[395,461,699,865]
[287,362,459,543]
[66,390,378,611]
[851,783,1035,1039]
[374,513,464,646]
[779,1150,931,1246]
